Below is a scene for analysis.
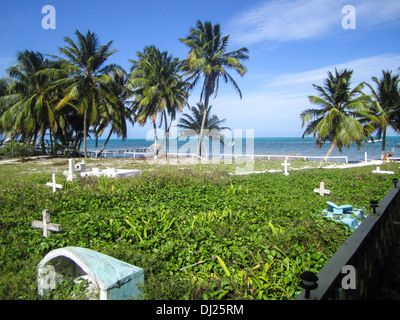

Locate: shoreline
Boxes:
[0,155,389,177]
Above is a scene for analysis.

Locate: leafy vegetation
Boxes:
[0,158,396,299]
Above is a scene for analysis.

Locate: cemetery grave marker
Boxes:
[80,167,142,178]
[75,160,88,173]
[31,209,62,238]
[314,182,331,197]
[63,158,142,179]
[46,173,62,193]
[37,247,144,300]
[63,158,77,181]
[281,159,290,176]
[372,166,395,174]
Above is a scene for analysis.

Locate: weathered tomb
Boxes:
[80,167,142,178]
[37,247,144,300]
[62,158,142,179]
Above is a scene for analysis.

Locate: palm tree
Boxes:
[129,45,189,157]
[95,68,134,156]
[365,70,400,158]
[0,78,10,131]
[48,30,118,158]
[177,103,230,144]
[179,20,249,157]
[0,78,11,142]
[0,50,60,153]
[55,103,85,154]
[301,69,372,159]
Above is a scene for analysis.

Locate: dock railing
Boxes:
[221,154,349,163]
[296,184,400,299]
[80,148,150,158]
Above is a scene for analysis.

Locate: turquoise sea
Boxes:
[83,136,400,162]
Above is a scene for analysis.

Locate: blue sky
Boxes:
[0,0,399,138]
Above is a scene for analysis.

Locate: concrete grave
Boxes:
[63,158,142,179]
[320,201,366,230]
[75,160,88,173]
[63,159,77,181]
[37,247,144,300]
[80,167,142,178]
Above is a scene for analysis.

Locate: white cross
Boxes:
[46,173,63,193]
[281,159,290,176]
[372,166,395,174]
[314,182,331,197]
[31,209,62,237]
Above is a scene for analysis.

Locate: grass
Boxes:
[0,156,397,299]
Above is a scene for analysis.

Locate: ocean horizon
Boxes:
[82,136,400,162]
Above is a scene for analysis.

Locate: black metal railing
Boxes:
[296,183,400,300]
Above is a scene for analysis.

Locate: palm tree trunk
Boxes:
[381,127,387,159]
[324,139,337,161]
[153,119,158,156]
[32,131,38,150]
[49,129,54,155]
[163,110,168,159]
[197,93,209,157]
[41,131,46,154]
[97,128,113,157]
[83,109,88,158]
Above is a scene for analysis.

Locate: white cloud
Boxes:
[211,54,400,136]
[228,0,400,46]
[356,0,400,25]
[228,0,339,45]
[268,54,400,91]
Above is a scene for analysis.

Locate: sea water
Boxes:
[83,136,400,162]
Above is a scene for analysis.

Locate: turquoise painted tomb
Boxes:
[320,201,367,230]
[37,247,144,300]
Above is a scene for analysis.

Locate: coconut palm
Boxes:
[129,45,189,157]
[48,30,118,158]
[55,103,85,154]
[177,103,230,144]
[365,70,400,158]
[301,69,372,159]
[179,20,249,157]
[0,78,11,142]
[95,68,134,156]
[0,78,10,130]
[0,50,60,153]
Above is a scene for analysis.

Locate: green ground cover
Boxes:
[0,158,396,299]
